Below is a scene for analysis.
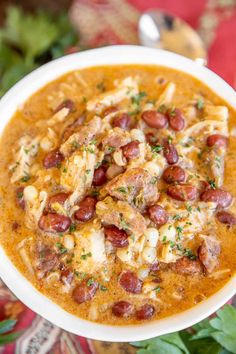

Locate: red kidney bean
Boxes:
[72,279,98,304]
[47,192,69,212]
[145,132,157,145]
[92,166,107,186]
[141,110,168,129]
[55,99,75,113]
[216,211,236,225]
[119,271,142,294]
[167,108,185,131]
[113,113,131,129]
[148,205,168,227]
[112,301,133,317]
[200,189,233,208]
[74,196,97,222]
[16,187,25,210]
[122,140,140,159]
[103,106,118,117]
[43,149,64,169]
[163,165,185,184]
[136,304,155,320]
[163,139,179,165]
[104,225,129,248]
[207,134,228,149]
[167,184,198,201]
[38,213,71,233]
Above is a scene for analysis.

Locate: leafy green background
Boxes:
[131,305,236,354]
[0,6,78,96]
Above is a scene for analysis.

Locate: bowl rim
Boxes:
[0,45,235,342]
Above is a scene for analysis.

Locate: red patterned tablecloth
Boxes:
[1,1,236,353]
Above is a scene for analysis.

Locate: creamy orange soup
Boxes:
[0,65,236,325]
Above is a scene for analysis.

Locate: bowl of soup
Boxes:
[0,45,235,342]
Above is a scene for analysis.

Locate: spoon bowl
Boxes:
[139,10,207,65]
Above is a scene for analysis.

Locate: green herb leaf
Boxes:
[0,320,17,335]
[0,331,22,345]
[69,224,76,233]
[0,7,59,60]
[196,98,204,110]
[55,242,67,254]
[209,305,236,354]
[131,91,147,106]
[20,174,30,183]
[80,252,92,260]
[117,187,127,194]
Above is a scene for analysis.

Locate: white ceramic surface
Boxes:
[0,45,235,342]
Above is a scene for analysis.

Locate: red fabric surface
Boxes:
[1,1,236,353]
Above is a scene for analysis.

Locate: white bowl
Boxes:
[0,45,235,342]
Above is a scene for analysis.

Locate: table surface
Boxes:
[1,0,236,353]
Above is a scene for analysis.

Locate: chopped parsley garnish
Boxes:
[107,146,116,153]
[162,235,167,243]
[72,141,80,150]
[91,190,100,197]
[62,167,67,173]
[131,91,147,105]
[150,176,158,184]
[183,248,197,260]
[157,104,167,113]
[119,214,129,231]
[117,187,127,194]
[151,145,163,153]
[169,240,176,249]
[87,277,95,286]
[85,169,91,174]
[99,284,108,292]
[196,97,204,110]
[173,214,181,221]
[17,191,23,199]
[55,243,67,254]
[74,271,87,279]
[20,174,30,183]
[186,204,192,213]
[69,224,76,233]
[154,286,161,293]
[207,178,217,189]
[80,252,92,260]
[169,107,176,117]
[176,226,183,234]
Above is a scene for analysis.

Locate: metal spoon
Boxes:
[138,10,207,65]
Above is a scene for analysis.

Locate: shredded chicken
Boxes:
[86,76,139,113]
[48,107,70,126]
[61,148,104,212]
[10,136,39,183]
[72,220,106,273]
[104,168,159,211]
[96,196,146,236]
[60,116,101,157]
[24,187,48,230]
[101,127,131,153]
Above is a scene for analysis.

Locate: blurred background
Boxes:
[0,0,236,353]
